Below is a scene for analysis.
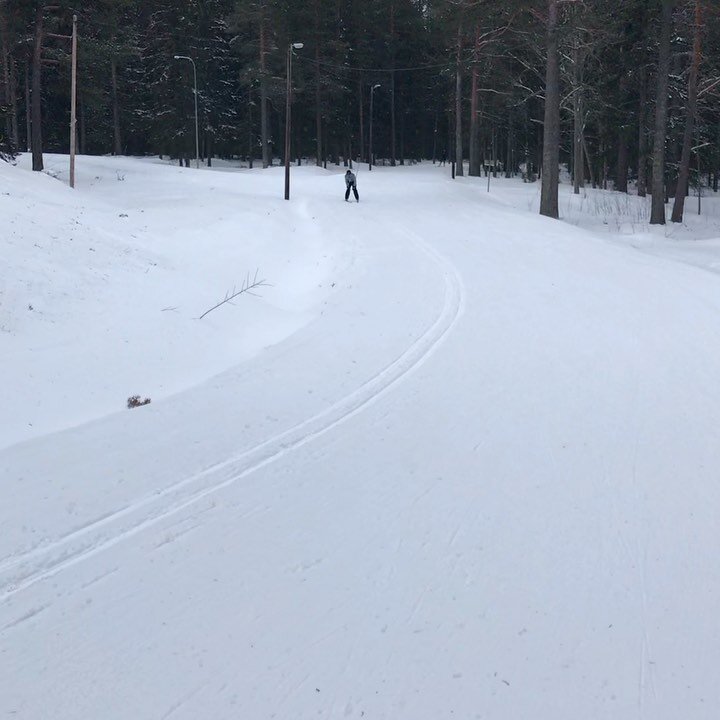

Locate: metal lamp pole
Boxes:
[369,84,380,171]
[285,42,304,200]
[173,55,199,169]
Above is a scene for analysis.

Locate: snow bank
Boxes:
[1,155,347,448]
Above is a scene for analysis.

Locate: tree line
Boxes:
[1,0,719,224]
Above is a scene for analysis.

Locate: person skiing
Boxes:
[344,169,359,202]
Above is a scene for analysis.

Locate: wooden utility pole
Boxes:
[69,14,77,188]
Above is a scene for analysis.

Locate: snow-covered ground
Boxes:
[3,155,720,719]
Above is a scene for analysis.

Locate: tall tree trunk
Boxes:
[0,8,18,150]
[468,26,480,176]
[431,106,438,163]
[0,11,11,145]
[572,90,584,193]
[671,0,702,223]
[536,117,543,180]
[505,111,513,177]
[492,127,497,177]
[314,0,322,166]
[314,60,322,166]
[399,93,405,165]
[9,55,18,147]
[111,58,122,155]
[572,36,584,195]
[259,5,270,169]
[24,59,30,152]
[583,133,596,188]
[616,128,629,192]
[637,64,648,196]
[599,127,607,189]
[540,0,560,218]
[389,2,396,166]
[665,48,683,198]
[650,0,675,225]
[454,23,463,176]
[31,3,43,171]
[390,70,396,166]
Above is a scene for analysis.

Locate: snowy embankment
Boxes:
[1,155,348,447]
[3,157,720,720]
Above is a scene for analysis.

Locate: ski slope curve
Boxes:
[0,231,464,601]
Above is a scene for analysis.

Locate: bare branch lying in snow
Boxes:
[198,270,270,320]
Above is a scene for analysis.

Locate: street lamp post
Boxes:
[369,84,380,171]
[285,42,304,200]
[173,55,199,169]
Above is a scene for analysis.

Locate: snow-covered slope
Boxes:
[1,156,346,448]
[3,157,720,719]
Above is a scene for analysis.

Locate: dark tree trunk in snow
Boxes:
[583,133,596,188]
[25,60,31,152]
[454,23,463,176]
[260,7,270,169]
[650,0,675,225]
[389,2,396,167]
[671,0,702,223]
[111,59,122,155]
[572,36,585,195]
[9,54,18,148]
[468,26,481,177]
[540,0,560,219]
[637,63,648,197]
[0,9,19,150]
[314,0,322,166]
[505,111,513,178]
[572,89,584,194]
[31,3,44,171]
[616,130,629,193]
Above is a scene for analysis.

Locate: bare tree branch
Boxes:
[198,270,270,320]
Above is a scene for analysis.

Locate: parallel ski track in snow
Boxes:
[0,232,465,603]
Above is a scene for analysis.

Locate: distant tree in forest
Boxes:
[0,102,15,160]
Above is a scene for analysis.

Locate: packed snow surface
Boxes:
[2,156,720,719]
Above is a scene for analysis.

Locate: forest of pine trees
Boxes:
[1,0,719,223]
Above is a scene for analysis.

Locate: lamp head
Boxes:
[292,42,304,49]
[373,84,381,89]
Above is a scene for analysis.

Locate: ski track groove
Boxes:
[0,234,465,603]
